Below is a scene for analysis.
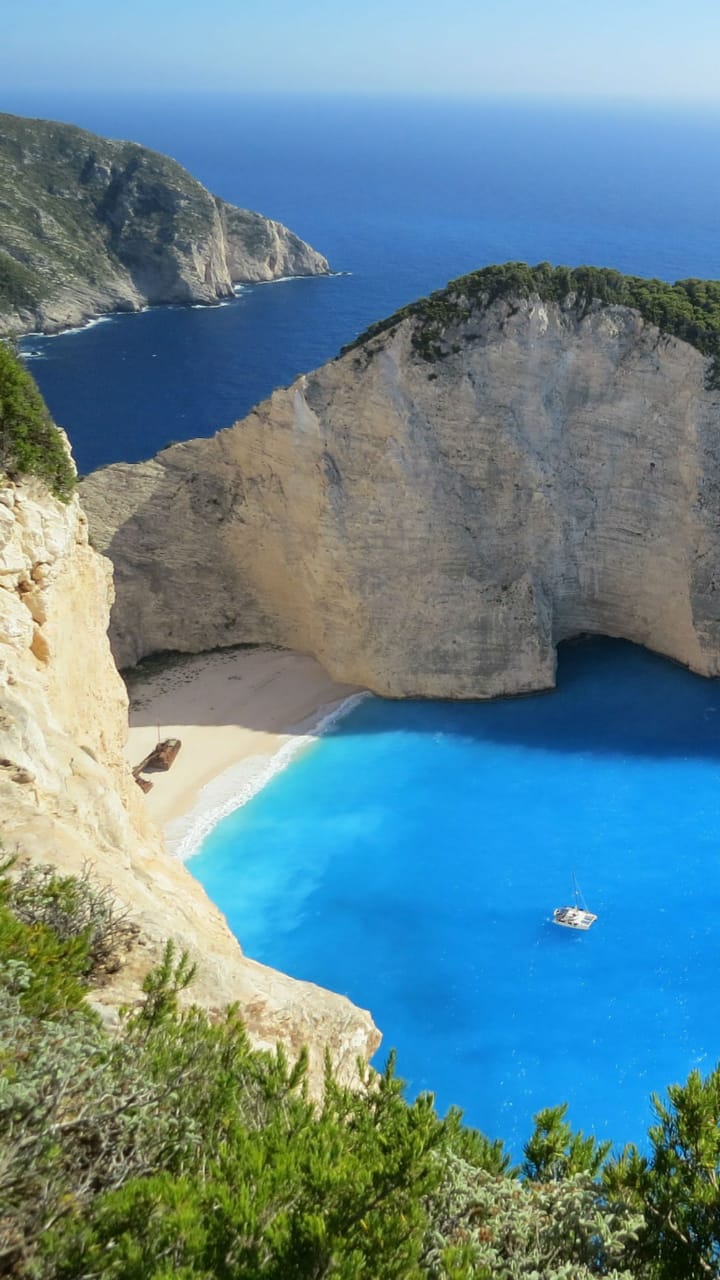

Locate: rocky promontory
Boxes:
[82,263,720,698]
[0,112,329,335]
[0,420,378,1092]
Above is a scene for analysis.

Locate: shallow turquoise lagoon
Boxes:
[190,639,720,1153]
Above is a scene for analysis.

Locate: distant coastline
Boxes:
[17,270,346,345]
[19,95,720,477]
[0,109,330,339]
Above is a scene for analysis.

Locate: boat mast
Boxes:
[572,872,588,911]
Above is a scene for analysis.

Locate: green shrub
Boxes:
[0,253,38,312]
[0,907,90,1021]
[423,1157,642,1280]
[0,343,75,500]
[605,1066,720,1279]
[0,863,92,1019]
[522,1101,611,1182]
[8,860,136,977]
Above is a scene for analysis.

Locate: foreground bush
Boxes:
[2,863,720,1278]
[8,859,135,976]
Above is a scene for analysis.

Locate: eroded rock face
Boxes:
[0,476,379,1089]
[219,205,328,283]
[81,294,720,697]
[0,112,329,336]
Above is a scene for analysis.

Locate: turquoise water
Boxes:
[190,639,720,1154]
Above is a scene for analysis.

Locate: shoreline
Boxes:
[17,296,244,344]
[13,271,341,346]
[164,688,369,861]
[125,647,367,861]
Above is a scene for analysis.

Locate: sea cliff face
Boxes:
[0,112,329,336]
[0,473,378,1088]
[81,285,720,698]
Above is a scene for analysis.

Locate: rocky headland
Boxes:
[0,112,329,336]
[81,263,720,699]
[0,456,378,1091]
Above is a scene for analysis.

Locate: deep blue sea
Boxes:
[7,91,720,1152]
[9,91,720,473]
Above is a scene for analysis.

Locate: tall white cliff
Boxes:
[82,293,720,697]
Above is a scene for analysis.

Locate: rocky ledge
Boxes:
[0,112,329,335]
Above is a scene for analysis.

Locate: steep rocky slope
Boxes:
[0,112,329,335]
[0,471,378,1089]
[82,264,720,698]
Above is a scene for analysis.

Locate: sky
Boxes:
[2,0,719,101]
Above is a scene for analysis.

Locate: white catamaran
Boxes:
[553,876,597,931]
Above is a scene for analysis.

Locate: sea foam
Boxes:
[165,690,370,862]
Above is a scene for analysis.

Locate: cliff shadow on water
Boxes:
[325,635,720,763]
[126,636,720,763]
[454,634,720,762]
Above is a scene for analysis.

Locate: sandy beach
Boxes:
[125,647,363,858]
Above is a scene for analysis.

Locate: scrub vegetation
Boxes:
[0,252,39,312]
[0,343,75,500]
[2,859,720,1279]
[345,262,720,384]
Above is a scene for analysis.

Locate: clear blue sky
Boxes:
[3,0,719,100]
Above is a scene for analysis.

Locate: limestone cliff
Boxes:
[0,474,378,1088]
[0,112,329,336]
[81,265,720,698]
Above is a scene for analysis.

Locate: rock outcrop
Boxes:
[0,112,329,336]
[0,473,379,1090]
[82,267,720,698]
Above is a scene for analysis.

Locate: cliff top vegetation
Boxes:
[345,262,720,379]
[0,344,75,499]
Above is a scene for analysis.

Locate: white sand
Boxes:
[125,648,365,860]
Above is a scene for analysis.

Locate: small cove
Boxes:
[190,638,720,1154]
[10,90,720,1157]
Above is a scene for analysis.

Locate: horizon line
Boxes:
[4,87,720,111]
